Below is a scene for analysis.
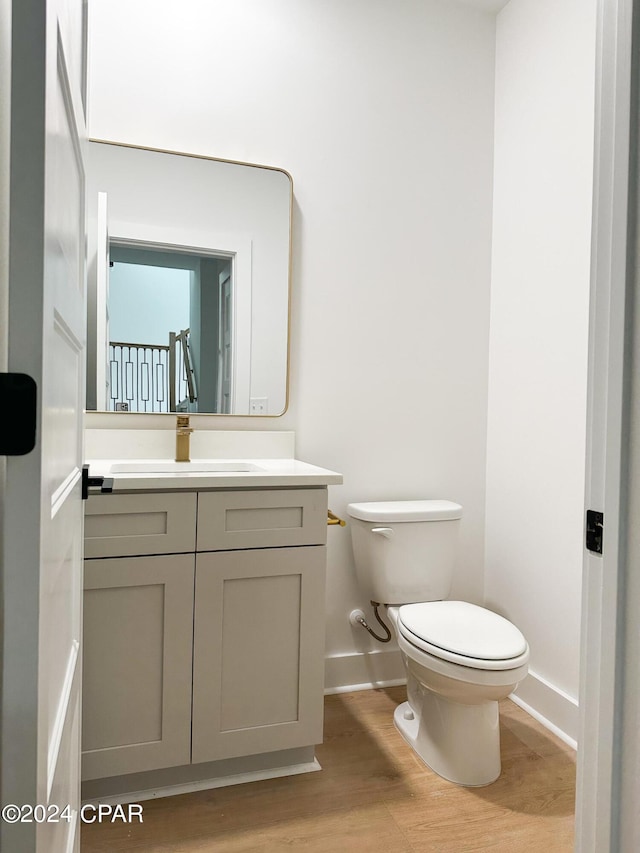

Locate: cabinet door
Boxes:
[82,554,194,780]
[192,547,326,763]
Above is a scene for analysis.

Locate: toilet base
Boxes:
[394,695,501,787]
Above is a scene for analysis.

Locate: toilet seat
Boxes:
[397,601,529,671]
[396,631,529,689]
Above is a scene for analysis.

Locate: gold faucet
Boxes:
[175,415,193,462]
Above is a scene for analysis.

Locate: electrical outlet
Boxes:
[249,397,268,415]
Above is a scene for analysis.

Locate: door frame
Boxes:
[106,221,251,414]
[0,0,10,800]
[576,0,638,849]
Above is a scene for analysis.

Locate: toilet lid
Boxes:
[347,500,462,523]
[398,601,528,663]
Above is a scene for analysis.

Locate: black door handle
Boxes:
[82,465,114,500]
[0,373,37,455]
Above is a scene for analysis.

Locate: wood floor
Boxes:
[80,687,576,852]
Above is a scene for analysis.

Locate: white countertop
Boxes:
[85,458,343,491]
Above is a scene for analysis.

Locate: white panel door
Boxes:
[1,1,87,852]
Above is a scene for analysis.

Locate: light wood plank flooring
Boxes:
[81,687,576,852]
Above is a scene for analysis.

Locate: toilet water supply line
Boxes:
[349,602,392,643]
[327,511,391,642]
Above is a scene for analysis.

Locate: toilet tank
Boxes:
[347,500,463,605]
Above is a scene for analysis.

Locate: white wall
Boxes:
[485,0,596,741]
[87,0,497,687]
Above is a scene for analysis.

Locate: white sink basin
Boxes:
[110,460,264,474]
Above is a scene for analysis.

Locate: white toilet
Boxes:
[347,499,529,787]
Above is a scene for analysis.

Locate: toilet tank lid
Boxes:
[346,500,463,522]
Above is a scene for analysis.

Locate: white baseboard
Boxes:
[325,653,578,751]
[324,649,406,695]
[326,678,407,696]
[511,669,578,749]
[82,760,321,806]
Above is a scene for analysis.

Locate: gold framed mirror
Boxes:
[86,140,292,416]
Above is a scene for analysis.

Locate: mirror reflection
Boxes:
[108,245,233,413]
[86,141,292,416]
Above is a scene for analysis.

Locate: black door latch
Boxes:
[586,510,604,554]
[82,464,114,500]
[0,373,37,455]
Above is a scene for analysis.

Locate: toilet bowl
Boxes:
[347,499,529,786]
[388,602,529,786]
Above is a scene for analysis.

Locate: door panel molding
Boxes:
[47,640,79,799]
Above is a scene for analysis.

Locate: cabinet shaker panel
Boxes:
[82,554,194,780]
[196,489,327,551]
[192,546,326,763]
[85,492,197,557]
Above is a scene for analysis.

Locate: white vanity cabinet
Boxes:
[82,486,328,788]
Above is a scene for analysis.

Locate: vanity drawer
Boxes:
[196,488,327,551]
[85,493,197,558]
